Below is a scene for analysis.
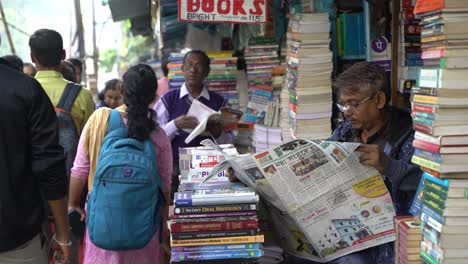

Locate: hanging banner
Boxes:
[178,0,267,24]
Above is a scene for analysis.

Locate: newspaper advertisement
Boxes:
[203,139,396,262]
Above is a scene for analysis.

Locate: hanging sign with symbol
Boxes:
[178,0,267,24]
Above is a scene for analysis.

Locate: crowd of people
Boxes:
[0,27,421,264]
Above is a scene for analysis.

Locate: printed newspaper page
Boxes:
[203,139,396,262]
[251,139,396,261]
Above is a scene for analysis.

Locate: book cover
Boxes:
[171,229,260,240]
[170,235,265,247]
[171,243,261,253]
[171,249,263,262]
[171,204,257,216]
[169,219,259,233]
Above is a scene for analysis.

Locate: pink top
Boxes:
[156,77,169,98]
[71,116,172,264]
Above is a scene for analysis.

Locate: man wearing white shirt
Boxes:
[154,50,230,198]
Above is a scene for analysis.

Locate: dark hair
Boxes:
[23,62,37,76]
[333,62,389,100]
[104,78,120,92]
[122,64,157,141]
[60,60,77,82]
[29,29,63,67]
[183,50,210,69]
[2,55,23,71]
[161,59,169,77]
[67,58,83,73]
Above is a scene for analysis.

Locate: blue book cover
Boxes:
[171,249,263,262]
[410,172,449,216]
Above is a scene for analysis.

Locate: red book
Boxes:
[412,103,436,113]
[414,0,444,14]
[413,122,433,135]
[169,219,259,233]
[413,139,440,153]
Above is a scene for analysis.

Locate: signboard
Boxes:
[371,36,392,72]
[178,0,267,24]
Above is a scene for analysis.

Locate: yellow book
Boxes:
[170,235,264,247]
[412,155,440,172]
[412,95,438,105]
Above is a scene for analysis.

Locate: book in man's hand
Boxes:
[185,100,242,144]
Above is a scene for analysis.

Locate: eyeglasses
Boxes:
[336,95,374,112]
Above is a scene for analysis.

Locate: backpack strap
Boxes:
[57,83,82,112]
[107,109,125,133]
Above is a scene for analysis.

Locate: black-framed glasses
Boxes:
[336,94,375,112]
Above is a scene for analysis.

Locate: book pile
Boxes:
[285,12,333,140]
[253,125,282,153]
[243,37,280,125]
[157,0,187,54]
[169,182,264,262]
[167,53,185,90]
[398,0,422,108]
[206,51,239,109]
[410,173,468,264]
[410,1,468,179]
[394,216,422,264]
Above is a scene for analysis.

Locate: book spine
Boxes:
[170,235,265,247]
[413,116,434,126]
[414,149,441,163]
[412,103,436,114]
[421,49,444,59]
[171,243,261,253]
[413,139,440,153]
[170,220,259,233]
[413,122,433,136]
[413,110,435,120]
[410,173,427,216]
[174,204,257,215]
[170,211,257,219]
[412,155,440,171]
[171,249,263,262]
[421,239,444,264]
[413,95,438,105]
[171,229,259,240]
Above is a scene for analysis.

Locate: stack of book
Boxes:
[286,12,333,140]
[253,125,282,153]
[410,172,468,264]
[398,0,422,108]
[158,0,187,54]
[411,1,468,179]
[169,183,264,262]
[243,37,280,125]
[167,53,185,90]
[394,216,422,264]
[206,51,239,109]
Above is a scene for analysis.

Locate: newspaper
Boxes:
[202,139,396,262]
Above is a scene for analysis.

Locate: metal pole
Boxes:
[0,0,15,54]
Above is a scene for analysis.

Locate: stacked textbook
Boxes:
[205,51,239,109]
[411,0,468,179]
[169,183,264,262]
[243,37,280,125]
[285,12,333,140]
[167,53,185,90]
[394,216,422,264]
[410,173,468,264]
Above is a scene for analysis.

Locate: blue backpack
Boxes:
[86,109,164,250]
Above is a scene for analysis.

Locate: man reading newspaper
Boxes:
[228,62,422,264]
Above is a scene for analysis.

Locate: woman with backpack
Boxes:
[68,64,172,264]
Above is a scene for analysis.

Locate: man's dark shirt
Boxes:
[0,61,67,252]
[330,107,422,215]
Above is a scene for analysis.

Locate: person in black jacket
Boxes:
[0,58,70,263]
